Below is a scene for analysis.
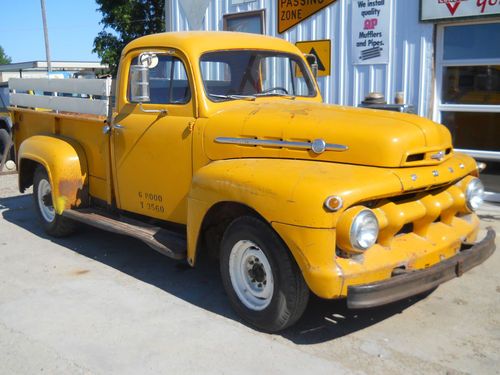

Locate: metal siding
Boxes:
[169,0,434,117]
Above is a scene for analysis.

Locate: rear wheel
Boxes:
[33,166,76,237]
[220,216,309,332]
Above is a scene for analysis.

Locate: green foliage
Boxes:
[0,46,12,65]
[93,0,165,76]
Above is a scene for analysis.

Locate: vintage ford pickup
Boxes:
[9,32,495,332]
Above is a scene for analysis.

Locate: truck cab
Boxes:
[9,32,496,332]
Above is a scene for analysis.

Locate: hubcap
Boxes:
[228,240,274,311]
[37,178,55,223]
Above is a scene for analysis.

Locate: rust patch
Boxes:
[59,179,84,207]
[72,269,90,276]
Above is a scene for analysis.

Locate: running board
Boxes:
[62,209,186,260]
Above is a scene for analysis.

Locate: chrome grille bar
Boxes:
[214,137,348,152]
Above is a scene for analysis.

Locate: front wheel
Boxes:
[220,216,309,332]
[33,166,76,237]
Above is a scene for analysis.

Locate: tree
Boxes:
[0,46,12,65]
[93,0,165,76]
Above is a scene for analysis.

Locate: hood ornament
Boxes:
[311,139,326,154]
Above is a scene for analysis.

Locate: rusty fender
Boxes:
[18,135,88,214]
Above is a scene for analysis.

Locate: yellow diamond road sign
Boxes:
[278,0,337,34]
[296,40,331,77]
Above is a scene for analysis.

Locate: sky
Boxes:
[0,0,103,63]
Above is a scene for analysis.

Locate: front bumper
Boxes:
[347,227,496,309]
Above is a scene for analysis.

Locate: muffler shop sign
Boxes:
[278,0,337,33]
[421,0,500,21]
[352,0,390,64]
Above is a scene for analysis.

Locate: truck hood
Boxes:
[203,100,452,168]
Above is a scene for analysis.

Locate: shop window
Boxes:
[436,22,500,160]
[443,66,500,105]
[223,9,265,34]
[443,23,500,60]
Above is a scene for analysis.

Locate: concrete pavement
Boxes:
[0,173,499,374]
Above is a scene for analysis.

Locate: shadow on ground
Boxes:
[0,194,430,344]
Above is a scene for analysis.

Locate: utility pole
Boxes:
[40,0,52,74]
[165,0,172,32]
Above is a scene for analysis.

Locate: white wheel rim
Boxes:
[229,240,274,311]
[37,178,55,223]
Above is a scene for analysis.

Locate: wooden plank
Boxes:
[10,93,109,116]
[9,78,112,96]
[8,107,107,122]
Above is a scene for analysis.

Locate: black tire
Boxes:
[33,166,76,237]
[0,128,11,162]
[220,216,309,332]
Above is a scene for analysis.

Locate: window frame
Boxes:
[125,50,193,107]
[433,20,500,161]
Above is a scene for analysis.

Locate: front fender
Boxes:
[186,158,403,264]
[18,135,88,214]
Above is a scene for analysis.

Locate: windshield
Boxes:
[200,50,317,101]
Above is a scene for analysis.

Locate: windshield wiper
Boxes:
[255,92,296,100]
[209,94,256,101]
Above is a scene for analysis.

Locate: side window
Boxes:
[129,54,191,104]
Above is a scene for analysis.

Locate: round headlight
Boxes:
[350,209,379,251]
[465,178,484,211]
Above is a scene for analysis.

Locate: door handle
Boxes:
[103,124,124,134]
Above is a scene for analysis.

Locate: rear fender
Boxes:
[18,135,88,214]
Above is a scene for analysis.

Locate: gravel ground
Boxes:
[0,173,499,375]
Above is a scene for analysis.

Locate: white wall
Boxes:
[168,0,435,117]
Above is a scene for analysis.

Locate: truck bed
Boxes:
[11,108,110,201]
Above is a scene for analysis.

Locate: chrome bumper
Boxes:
[347,228,496,309]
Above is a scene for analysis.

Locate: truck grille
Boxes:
[373,184,470,247]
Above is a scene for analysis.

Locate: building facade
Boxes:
[166,0,500,162]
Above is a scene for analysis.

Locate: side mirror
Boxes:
[304,54,319,79]
[311,62,318,79]
[130,64,150,103]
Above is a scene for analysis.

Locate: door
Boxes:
[112,51,195,224]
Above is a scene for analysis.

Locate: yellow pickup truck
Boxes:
[9,32,495,332]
